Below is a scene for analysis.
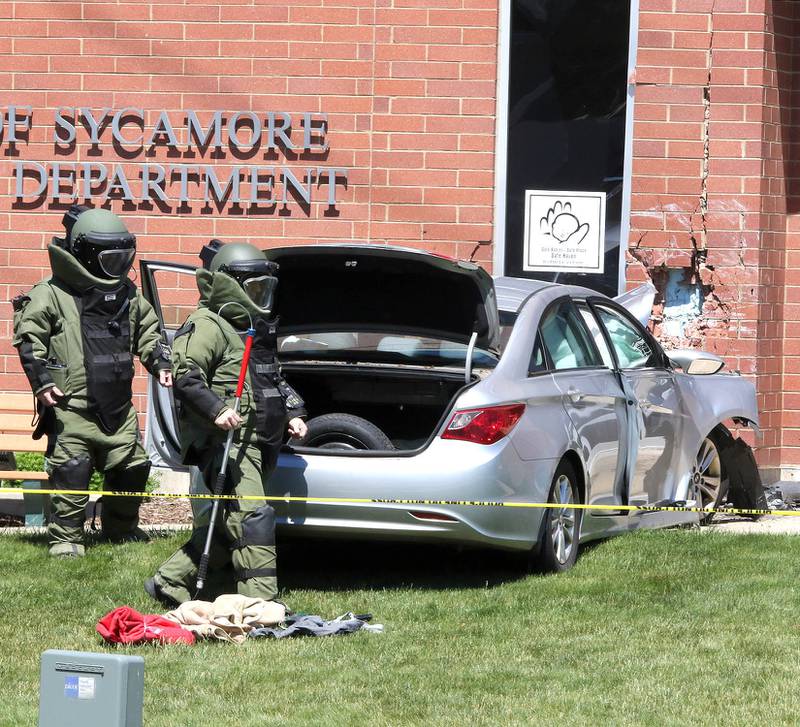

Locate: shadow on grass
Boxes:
[3,527,615,592]
[277,536,621,592]
[277,538,534,591]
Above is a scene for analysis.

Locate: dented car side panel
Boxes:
[669,371,759,501]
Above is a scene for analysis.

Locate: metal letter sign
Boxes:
[3,106,348,212]
[523,190,607,274]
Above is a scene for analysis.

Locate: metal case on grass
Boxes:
[39,650,144,727]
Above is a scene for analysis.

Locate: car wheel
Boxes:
[692,434,726,525]
[296,413,395,451]
[534,459,581,573]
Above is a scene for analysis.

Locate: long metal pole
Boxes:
[195,327,255,594]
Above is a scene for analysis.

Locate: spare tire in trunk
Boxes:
[281,364,473,451]
[297,413,395,451]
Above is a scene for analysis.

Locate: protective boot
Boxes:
[144,577,181,609]
[151,525,232,604]
[49,543,85,558]
[100,461,151,542]
[228,505,278,600]
[48,455,93,557]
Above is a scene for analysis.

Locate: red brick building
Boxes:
[0,0,796,480]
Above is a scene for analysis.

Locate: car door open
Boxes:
[140,260,198,470]
[593,303,685,507]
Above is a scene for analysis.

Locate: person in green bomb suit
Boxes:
[146,240,307,606]
[12,206,173,557]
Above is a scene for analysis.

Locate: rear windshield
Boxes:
[278,332,498,368]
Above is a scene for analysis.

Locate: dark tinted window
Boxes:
[529,335,547,374]
[539,300,602,370]
[503,0,632,295]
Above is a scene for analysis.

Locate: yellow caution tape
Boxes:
[0,487,790,518]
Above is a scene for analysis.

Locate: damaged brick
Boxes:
[628,247,732,348]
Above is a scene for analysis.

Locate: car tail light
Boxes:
[441,403,526,445]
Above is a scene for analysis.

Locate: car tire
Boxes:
[692,428,729,525]
[704,424,766,522]
[533,459,581,574]
[296,413,395,451]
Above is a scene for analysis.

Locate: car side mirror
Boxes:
[667,348,725,375]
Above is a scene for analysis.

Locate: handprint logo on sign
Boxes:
[540,201,590,245]
[524,190,606,274]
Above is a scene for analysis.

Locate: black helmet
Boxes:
[200,239,279,312]
[62,206,136,280]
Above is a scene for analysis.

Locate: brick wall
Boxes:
[0,0,499,415]
[772,1,800,472]
[627,0,799,473]
[758,0,794,471]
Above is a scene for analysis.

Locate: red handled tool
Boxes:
[195,325,256,594]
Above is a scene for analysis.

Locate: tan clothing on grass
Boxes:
[164,594,286,643]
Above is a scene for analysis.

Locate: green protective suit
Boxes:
[152,268,306,603]
[12,244,170,554]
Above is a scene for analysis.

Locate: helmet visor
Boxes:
[98,248,136,278]
[242,275,278,310]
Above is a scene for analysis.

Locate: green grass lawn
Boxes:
[1,529,799,726]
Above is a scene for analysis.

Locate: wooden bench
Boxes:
[0,392,50,525]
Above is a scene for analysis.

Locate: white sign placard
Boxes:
[523,190,607,274]
[78,676,96,700]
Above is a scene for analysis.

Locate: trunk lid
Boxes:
[264,245,501,352]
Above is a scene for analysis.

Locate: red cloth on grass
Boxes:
[97,606,196,645]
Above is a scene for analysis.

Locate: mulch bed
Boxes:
[138,496,194,526]
[0,514,24,527]
[0,496,193,528]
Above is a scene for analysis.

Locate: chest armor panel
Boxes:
[247,318,286,447]
[80,282,135,433]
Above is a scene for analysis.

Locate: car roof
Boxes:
[492,276,611,314]
[492,277,552,313]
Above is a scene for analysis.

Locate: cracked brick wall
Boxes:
[628,0,798,476]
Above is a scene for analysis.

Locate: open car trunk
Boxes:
[139,248,501,465]
[282,363,476,452]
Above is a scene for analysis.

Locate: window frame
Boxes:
[574,299,616,369]
[529,295,610,376]
[528,332,548,376]
[587,298,671,372]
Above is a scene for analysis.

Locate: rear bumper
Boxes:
[264,438,558,551]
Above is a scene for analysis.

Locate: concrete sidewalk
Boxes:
[707,513,800,534]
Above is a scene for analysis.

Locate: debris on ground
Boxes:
[767,482,800,510]
[767,495,786,511]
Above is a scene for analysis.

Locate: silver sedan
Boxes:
[143,245,760,572]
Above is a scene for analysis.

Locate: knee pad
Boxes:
[105,461,151,493]
[233,505,276,550]
[50,456,93,490]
